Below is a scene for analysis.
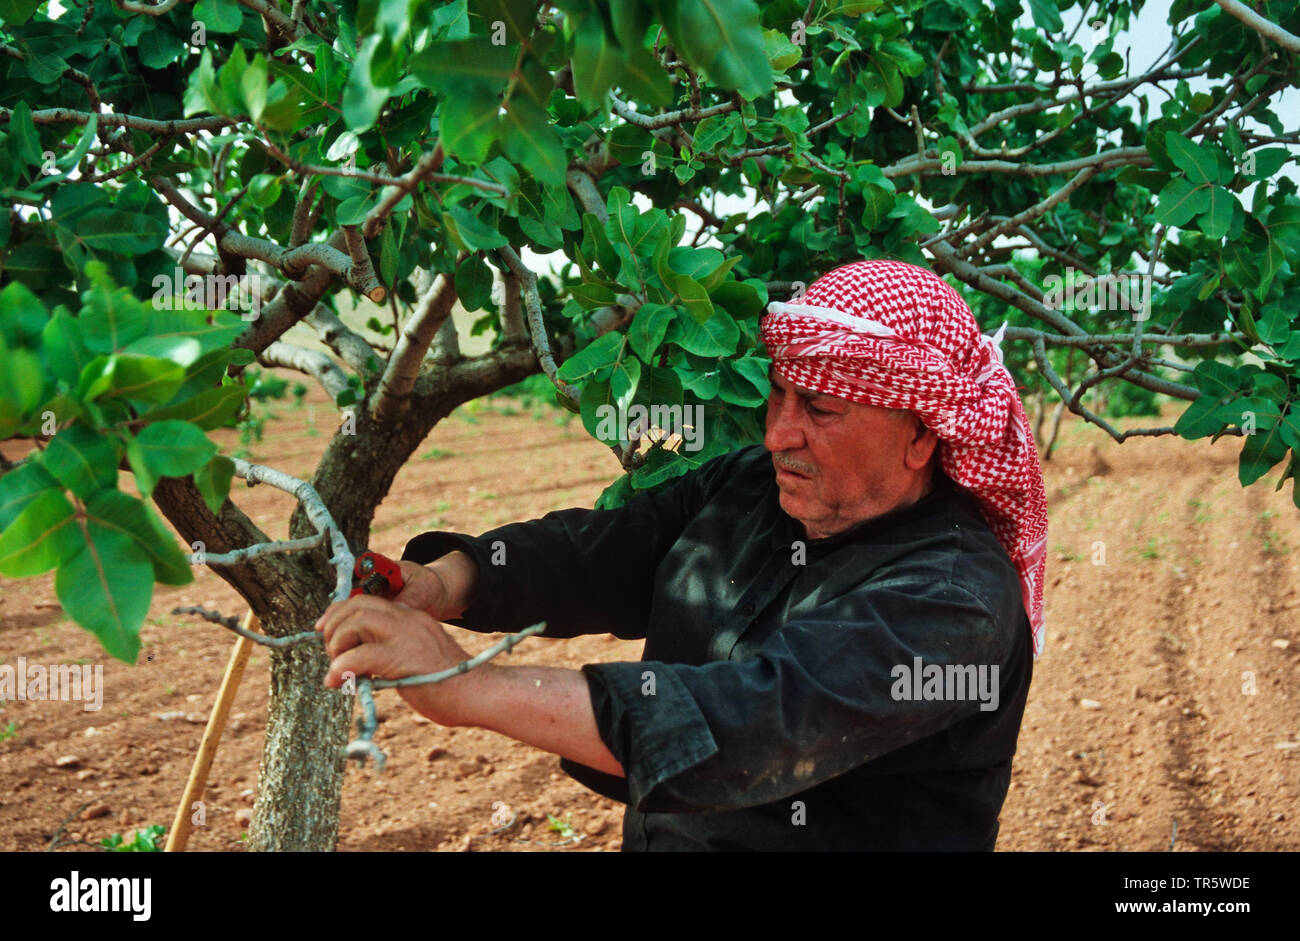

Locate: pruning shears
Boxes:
[348,551,405,600]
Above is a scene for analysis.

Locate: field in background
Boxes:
[1,376,1297,851]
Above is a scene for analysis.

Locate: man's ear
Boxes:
[903,417,939,472]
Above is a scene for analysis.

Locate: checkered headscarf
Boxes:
[760,260,1048,657]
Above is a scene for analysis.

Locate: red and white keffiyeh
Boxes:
[760,260,1048,657]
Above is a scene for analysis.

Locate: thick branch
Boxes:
[229,231,351,362]
[153,177,383,301]
[609,95,736,130]
[1213,0,1300,53]
[0,106,234,135]
[306,304,380,376]
[884,146,1149,179]
[566,167,607,222]
[341,225,386,303]
[372,271,459,422]
[260,341,351,400]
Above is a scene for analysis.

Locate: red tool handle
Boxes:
[349,551,405,599]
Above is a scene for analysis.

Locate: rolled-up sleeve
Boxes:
[580,575,1015,813]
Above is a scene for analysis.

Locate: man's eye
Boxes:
[808,402,832,416]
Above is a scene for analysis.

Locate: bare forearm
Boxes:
[432,664,625,778]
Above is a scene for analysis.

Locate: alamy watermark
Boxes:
[890,657,999,713]
[0,657,103,711]
[49,871,150,921]
[1043,267,1151,321]
[150,267,264,321]
[593,403,705,452]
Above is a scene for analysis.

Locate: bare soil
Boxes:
[1,378,1297,852]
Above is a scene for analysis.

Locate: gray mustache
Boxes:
[774,455,816,476]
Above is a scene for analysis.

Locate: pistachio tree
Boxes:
[1,0,1297,849]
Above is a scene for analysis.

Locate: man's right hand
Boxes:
[393,551,477,621]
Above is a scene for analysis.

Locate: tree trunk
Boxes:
[152,340,540,850]
[250,625,353,850]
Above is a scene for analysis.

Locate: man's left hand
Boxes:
[315,595,482,726]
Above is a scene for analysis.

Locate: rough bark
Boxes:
[151,339,540,850]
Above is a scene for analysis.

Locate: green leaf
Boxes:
[21,47,67,84]
[7,101,42,166]
[669,271,714,323]
[122,335,204,368]
[582,214,621,278]
[1238,419,1289,486]
[342,36,392,134]
[500,97,566,185]
[84,488,192,586]
[628,302,675,361]
[630,361,684,412]
[194,0,243,33]
[42,426,119,500]
[336,195,375,225]
[193,455,235,515]
[860,183,896,231]
[1154,178,1209,227]
[438,83,502,163]
[137,384,248,430]
[0,281,47,347]
[56,524,153,664]
[1028,0,1063,31]
[0,0,42,26]
[1164,132,1217,185]
[557,332,624,382]
[0,459,58,530]
[569,281,618,310]
[241,53,269,122]
[620,46,674,107]
[80,354,187,405]
[1190,361,1243,398]
[716,358,767,406]
[610,355,642,412]
[138,24,187,70]
[1280,413,1300,452]
[1199,186,1237,239]
[577,378,615,442]
[667,305,738,356]
[571,12,622,110]
[130,421,219,486]
[473,0,535,42]
[444,205,508,251]
[454,255,494,311]
[709,280,764,319]
[658,0,773,99]
[0,343,44,426]
[0,489,81,577]
[1258,305,1292,347]
[410,36,515,92]
[74,210,168,255]
[1247,147,1290,180]
[3,243,65,290]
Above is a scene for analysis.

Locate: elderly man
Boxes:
[316,260,1047,851]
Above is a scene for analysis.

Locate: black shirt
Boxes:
[402,444,1034,850]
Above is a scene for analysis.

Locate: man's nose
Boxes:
[764,392,805,453]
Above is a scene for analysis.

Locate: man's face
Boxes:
[763,368,936,539]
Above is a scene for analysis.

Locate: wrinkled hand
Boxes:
[392,560,454,619]
[314,594,481,726]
